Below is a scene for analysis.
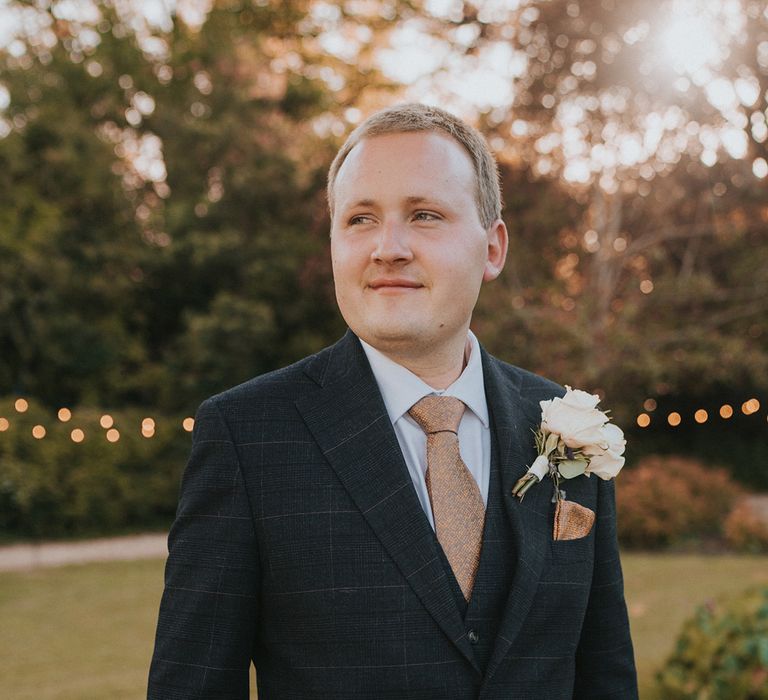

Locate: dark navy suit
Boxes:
[148,331,637,698]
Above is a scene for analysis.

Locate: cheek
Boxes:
[331,254,366,301]
[330,246,351,279]
[332,240,366,274]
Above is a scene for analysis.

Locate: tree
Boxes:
[2,0,766,424]
[0,0,407,410]
[391,0,768,419]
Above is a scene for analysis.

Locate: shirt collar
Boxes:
[360,331,489,428]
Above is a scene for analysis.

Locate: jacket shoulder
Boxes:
[198,344,335,417]
[486,354,565,401]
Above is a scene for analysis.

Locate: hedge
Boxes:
[0,397,189,538]
[657,586,768,699]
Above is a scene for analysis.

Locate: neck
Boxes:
[376,334,471,390]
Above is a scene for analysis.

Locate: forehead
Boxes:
[333,131,476,205]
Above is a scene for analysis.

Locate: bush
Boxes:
[616,455,742,549]
[626,425,768,491]
[0,397,189,538]
[724,501,768,554]
[656,586,768,699]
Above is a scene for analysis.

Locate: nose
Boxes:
[371,220,414,265]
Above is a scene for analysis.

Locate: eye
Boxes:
[412,210,440,222]
[348,214,375,225]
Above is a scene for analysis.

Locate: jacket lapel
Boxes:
[480,351,554,682]
[295,332,479,672]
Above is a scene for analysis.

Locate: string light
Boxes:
[141,417,156,438]
[5,394,760,444]
[634,399,765,428]
[742,399,760,415]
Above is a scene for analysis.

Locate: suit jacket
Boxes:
[148,331,638,699]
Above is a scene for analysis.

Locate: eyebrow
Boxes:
[344,196,452,210]
[346,198,376,209]
[405,196,449,207]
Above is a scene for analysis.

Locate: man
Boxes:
[148,103,637,699]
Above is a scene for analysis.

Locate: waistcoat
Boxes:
[436,429,516,673]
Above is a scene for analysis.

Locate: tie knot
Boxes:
[408,395,466,435]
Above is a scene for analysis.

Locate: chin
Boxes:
[359,324,425,348]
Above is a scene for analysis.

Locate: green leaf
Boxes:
[558,460,587,479]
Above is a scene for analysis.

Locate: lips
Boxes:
[367,278,423,290]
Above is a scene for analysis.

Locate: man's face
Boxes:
[330,130,507,359]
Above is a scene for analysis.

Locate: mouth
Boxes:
[367,279,424,292]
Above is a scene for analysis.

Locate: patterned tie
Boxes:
[409,395,485,600]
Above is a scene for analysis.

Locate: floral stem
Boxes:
[511,472,540,501]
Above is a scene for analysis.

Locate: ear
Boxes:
[482,219,509,282]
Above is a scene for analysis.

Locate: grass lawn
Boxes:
[0,553,766,699]
[622,553,768,699]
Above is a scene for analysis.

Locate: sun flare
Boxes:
[657,0,746,77]
[660,15,722,75]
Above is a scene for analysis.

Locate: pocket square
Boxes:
[553,499,595,541]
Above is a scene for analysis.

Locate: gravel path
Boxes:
[0,532,168,572]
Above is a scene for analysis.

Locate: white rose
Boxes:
[560,386,601,410]
[540,387,607,448]
[583,423,626,479]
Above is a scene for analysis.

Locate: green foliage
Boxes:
[0,397,188,538]
[656,586,768,699]
[0,0,348,413]
[616,455,742,549]
[164,292,278,403]
[0,0,766,472]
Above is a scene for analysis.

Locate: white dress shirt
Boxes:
[360,331,491,530]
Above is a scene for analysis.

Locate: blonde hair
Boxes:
[327,103,502,229]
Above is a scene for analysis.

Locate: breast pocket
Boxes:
[549,530,595,563]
